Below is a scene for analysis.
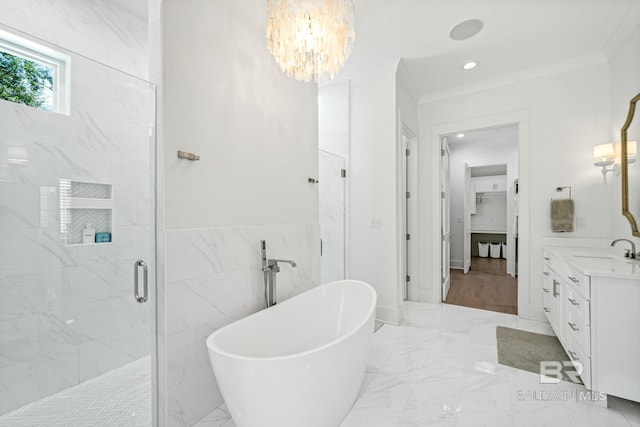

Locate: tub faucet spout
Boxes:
[269,259,297,268]
[263,259,297,308]
[260,240,297,308]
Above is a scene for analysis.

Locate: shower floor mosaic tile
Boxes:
[196,302,640,427]
[0,356,151,427]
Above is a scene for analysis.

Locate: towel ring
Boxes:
[552,186,572,201]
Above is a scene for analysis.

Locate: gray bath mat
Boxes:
[496,326,582,384]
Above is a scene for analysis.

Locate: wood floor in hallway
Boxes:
[445,256,518,315]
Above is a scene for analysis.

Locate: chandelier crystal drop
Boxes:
[266,0,355,83]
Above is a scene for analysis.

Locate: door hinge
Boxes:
[406,275,411,282]
[406,233,411,240]
[341,169,346,178]
[441,149,445,156]
[405,148,410,156]
[441,191,445,199]
[406,191,411,199]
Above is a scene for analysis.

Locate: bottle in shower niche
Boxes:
[82,223,95,244]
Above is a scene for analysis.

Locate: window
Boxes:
[0,28,70,114]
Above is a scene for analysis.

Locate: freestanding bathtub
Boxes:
[206,279,377,427]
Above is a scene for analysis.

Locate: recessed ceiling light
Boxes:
[463,61,477,70]
[457,133,465,138]
[449,19,484,41]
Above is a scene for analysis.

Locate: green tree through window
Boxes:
[0,51,53,110]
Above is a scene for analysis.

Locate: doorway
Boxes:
[440,125,519,314]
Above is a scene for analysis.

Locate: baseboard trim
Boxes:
[376,304,405,326]
[450,259,464,269]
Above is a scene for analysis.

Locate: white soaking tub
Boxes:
[206,279,377,427]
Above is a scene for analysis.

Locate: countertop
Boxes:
[543,246,640,280]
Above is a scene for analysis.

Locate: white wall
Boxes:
[397,60,420,135]
[319,82,350,159]
[0,0,148,79]
[348,61,403,324]
[397,60,421,300]
[419,60,611,319]
[163,0,318,229]
[345,59,420,324]
[609,24,640,245]
[160,1,320,425]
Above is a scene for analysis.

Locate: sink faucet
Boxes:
[260,240,297,308]
[611,238,638,259]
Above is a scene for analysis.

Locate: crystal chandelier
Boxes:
[266,0,355,83]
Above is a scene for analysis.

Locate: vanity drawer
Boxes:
[565,286,590,326]
[565,305,591,356]
[542,252,558,272]
[565,267,590,299]
[542,280,552,321]
[565,332,591,389]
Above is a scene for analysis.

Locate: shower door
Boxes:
[0,32,156,425]
[319,150,346,284]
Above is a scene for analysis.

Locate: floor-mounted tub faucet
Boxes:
[611,238,638,259]
[261,240,297,308]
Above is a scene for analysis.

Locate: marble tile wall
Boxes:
[164,224,320,426]
[0,0,148,80]
[0,45,155,414]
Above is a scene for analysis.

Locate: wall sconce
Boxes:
[593,143,616,183]
[593,141,637,184]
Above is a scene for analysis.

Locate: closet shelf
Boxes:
[471,227,507,233]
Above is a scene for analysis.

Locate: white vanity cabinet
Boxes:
[541,258,564,344]
[542,248,640,403]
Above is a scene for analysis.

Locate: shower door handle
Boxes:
[134,260,148,303]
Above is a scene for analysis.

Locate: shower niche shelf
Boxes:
[60,179,113,246]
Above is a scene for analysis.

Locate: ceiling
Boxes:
[337,0,640,99]
[444,124,517,147]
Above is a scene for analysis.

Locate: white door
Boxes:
[463,163,472,274]
[441,138,451,301]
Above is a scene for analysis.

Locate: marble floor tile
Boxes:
[203,302,640,427]
[455,411,515,427]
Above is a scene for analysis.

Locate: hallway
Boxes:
[446,257,518,315]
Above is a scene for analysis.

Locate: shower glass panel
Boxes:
[0,27,156,426]
[319,150,345,283]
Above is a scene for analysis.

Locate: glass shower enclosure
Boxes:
[0,26,157,426]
